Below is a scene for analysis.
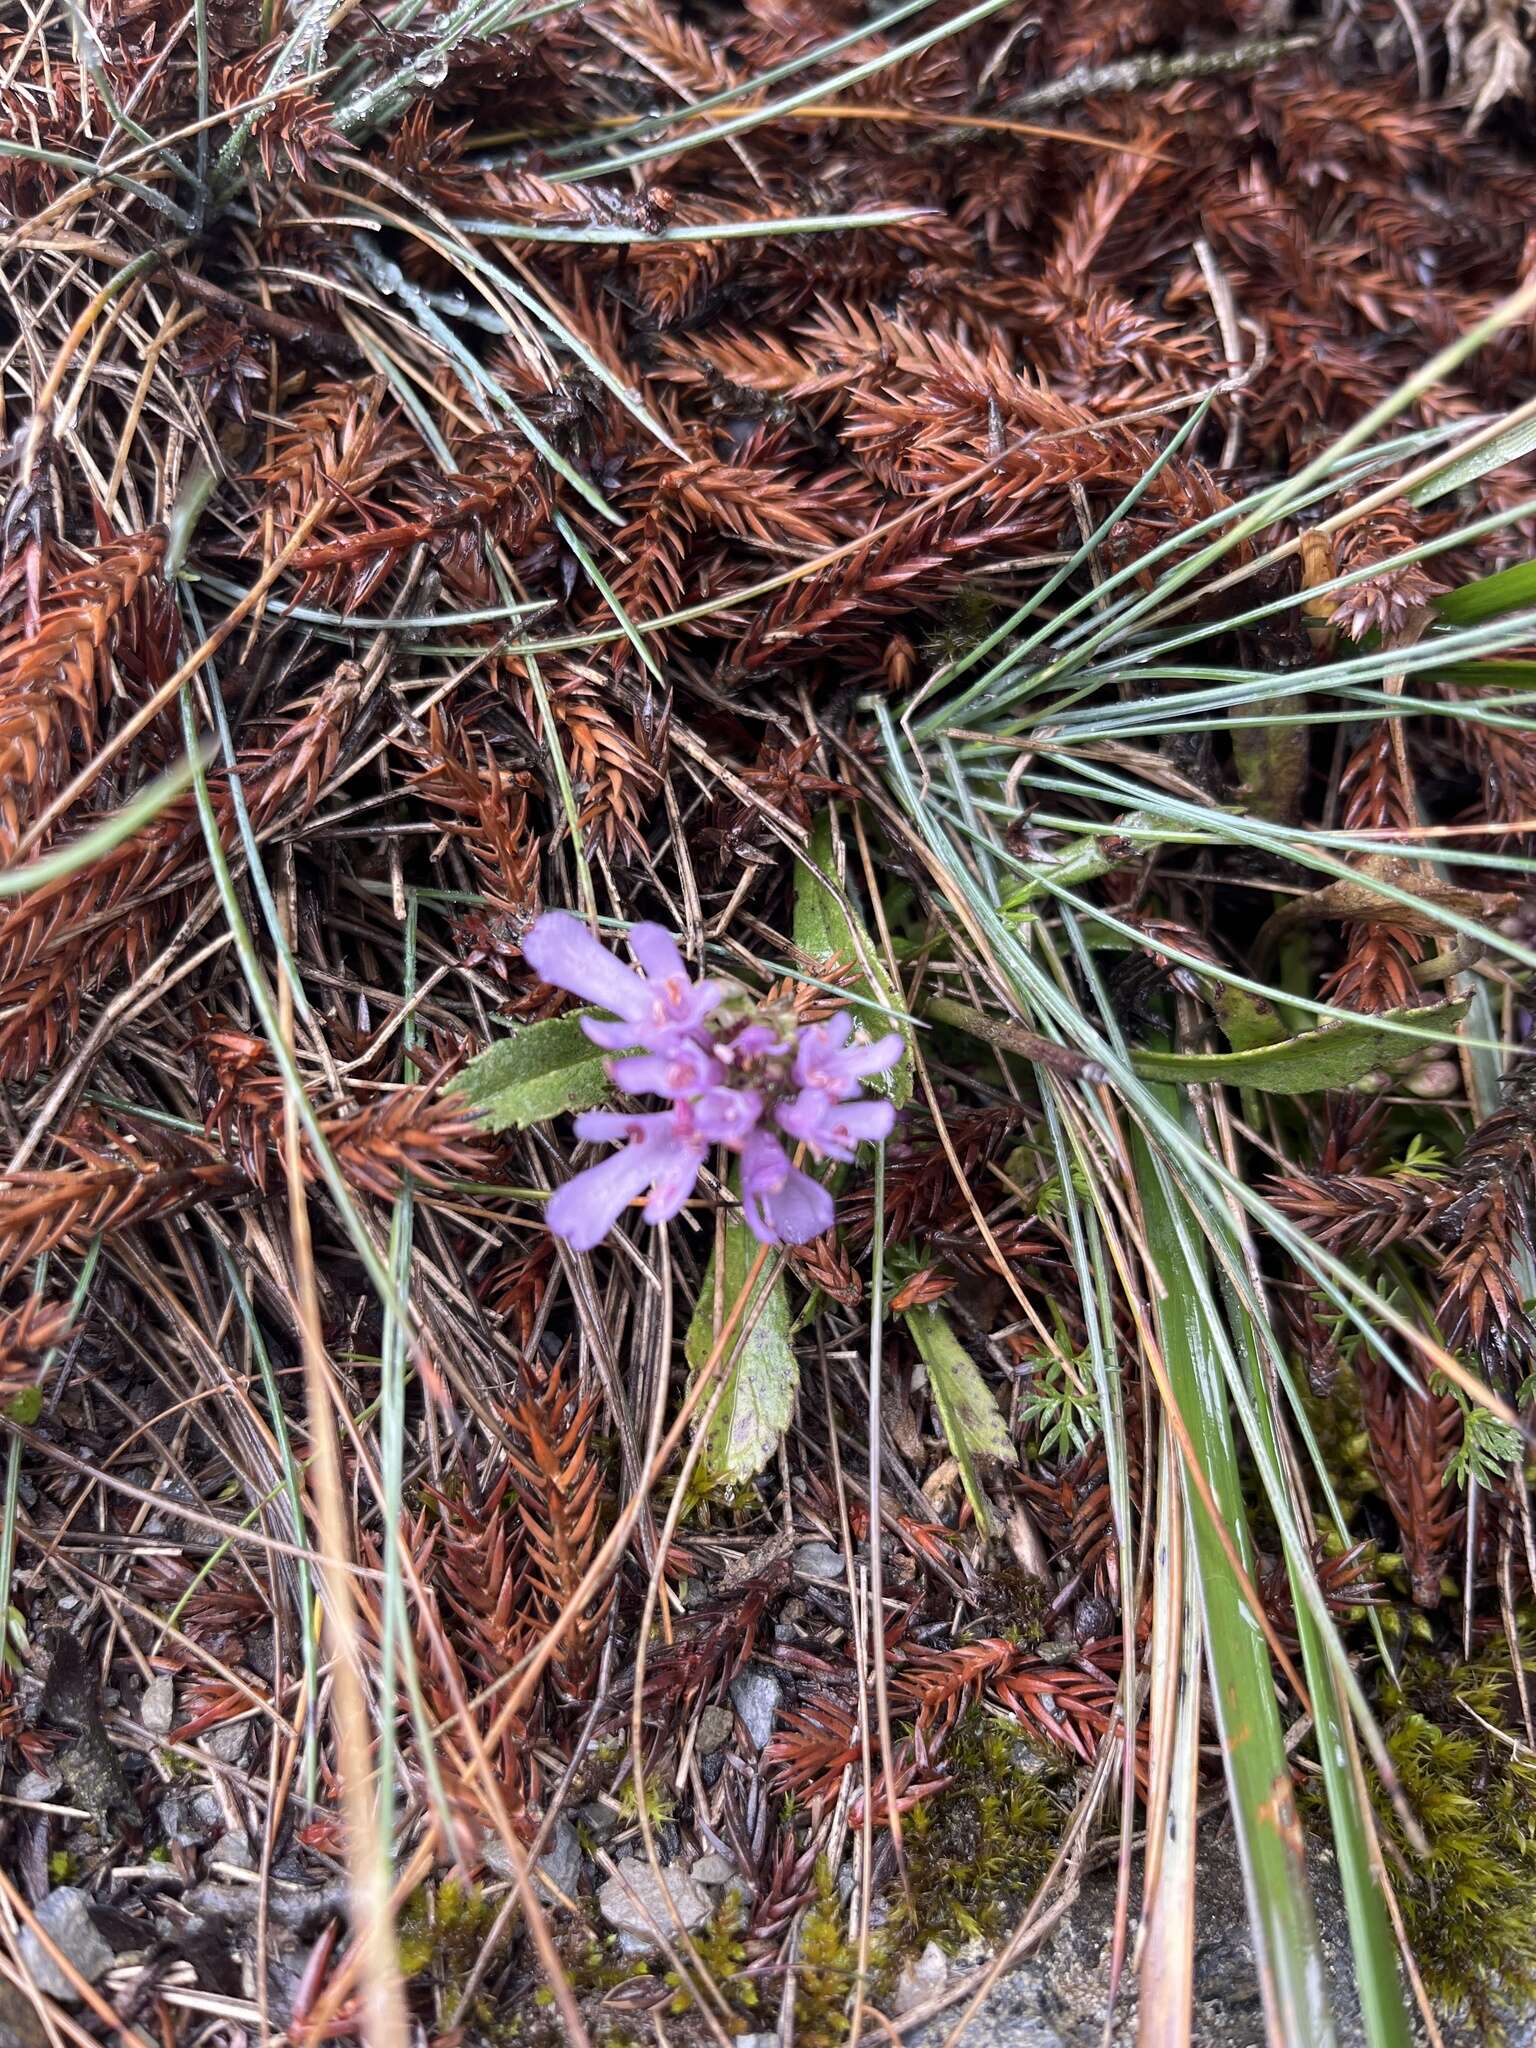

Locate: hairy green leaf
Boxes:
[459,1012,617,1131]
[686,1217,798,1495]
[1130,999,1468,1092]
[904,1303,1017,1534]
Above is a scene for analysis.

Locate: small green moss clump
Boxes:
[792,1860,871,2048]
[973,1563,1048,1648]
[1297,1363,1380,1523]
[616,1770,676,1830]
[666,1890,759,2032]
[396,1879,510,2040]
[893,1709,1074,1951]
[1373,1633,1536,2036]
[398,1876,495,1980]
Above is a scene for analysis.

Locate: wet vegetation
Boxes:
[1,0,1536,2043]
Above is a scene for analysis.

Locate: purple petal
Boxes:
[581,1016,648,1051]
[607,1043,719,1099]
[774,1087,833,1152]
[739,1129,834,1244]
[741,1128,791,1200]
[823,1096,896,1154]
[663,979,728,1034]
[524,912,649,1022]
[572,1107,673,1144]
[692,1085,762,1147]
[852,1031,906,1077]
[794,1018,905,1098]
[761,1166,834,1245]
[776,1087,893,1162]
[547,1146,658,1250]
[722,1022,785,1065]
[627,923,686,982]
[641,1142,705,1225]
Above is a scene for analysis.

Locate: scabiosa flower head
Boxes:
[525,913,903,1249]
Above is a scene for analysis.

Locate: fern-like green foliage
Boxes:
[1017,1319,1102,1461]
[1431,1375,1524,1491]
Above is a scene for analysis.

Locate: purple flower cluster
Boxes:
[523,912,903,1251]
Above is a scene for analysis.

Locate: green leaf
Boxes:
[1429,659,1536,687]
[793,814,914,1104]
[1411,413,1536,506]
[1211,984,1287,1054]
[903,1303,1017,1535]
[459,1011,620,1131]
[1231,702,1307,824]
[1436,557,1536,625]
[1132,1119,1362,2048]
[685,1216,798,1496]
[1130,999,1468,1093]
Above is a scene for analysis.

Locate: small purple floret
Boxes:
[525,912,902,1249]
[794,1013,906,1098]
[741,1129,835,1245]
[547,1108,708,1249]
[524,911,726,1053]
[776,1088,895,1163]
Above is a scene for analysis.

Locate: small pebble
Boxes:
[794,1543,846,1582]
[158,1793,205,1847]
[695,1703,734,1756]
[191,1789,224,1833]
[19,1889,113,2003]
[15,1769,62,1803]
[139,1675,175,1737]
[536,1818,583,1901]
[1407,1059,1461,1099]
[201,1719,250,1766]
[690,1852,737,1888]
[481,1816,584,1897]
[598,1862,711,1952]
[728,1668,781,1752]
[894,1940,948,2014]
[576,1799,621,1841]
[209,1830,255,1871]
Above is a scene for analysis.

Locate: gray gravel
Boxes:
[19,1889,112,2004]
[139,1674,175,1736]
[729,1667,782,1751]
[599,1861,712,1953]
[905,1831,1536,2048]
[695,1703,734,1755]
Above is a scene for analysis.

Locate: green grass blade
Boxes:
[1132,1114,1338,2048]
[0,749,208,897]
[557,0,1013,181]
[1205,1171,1413,2048]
